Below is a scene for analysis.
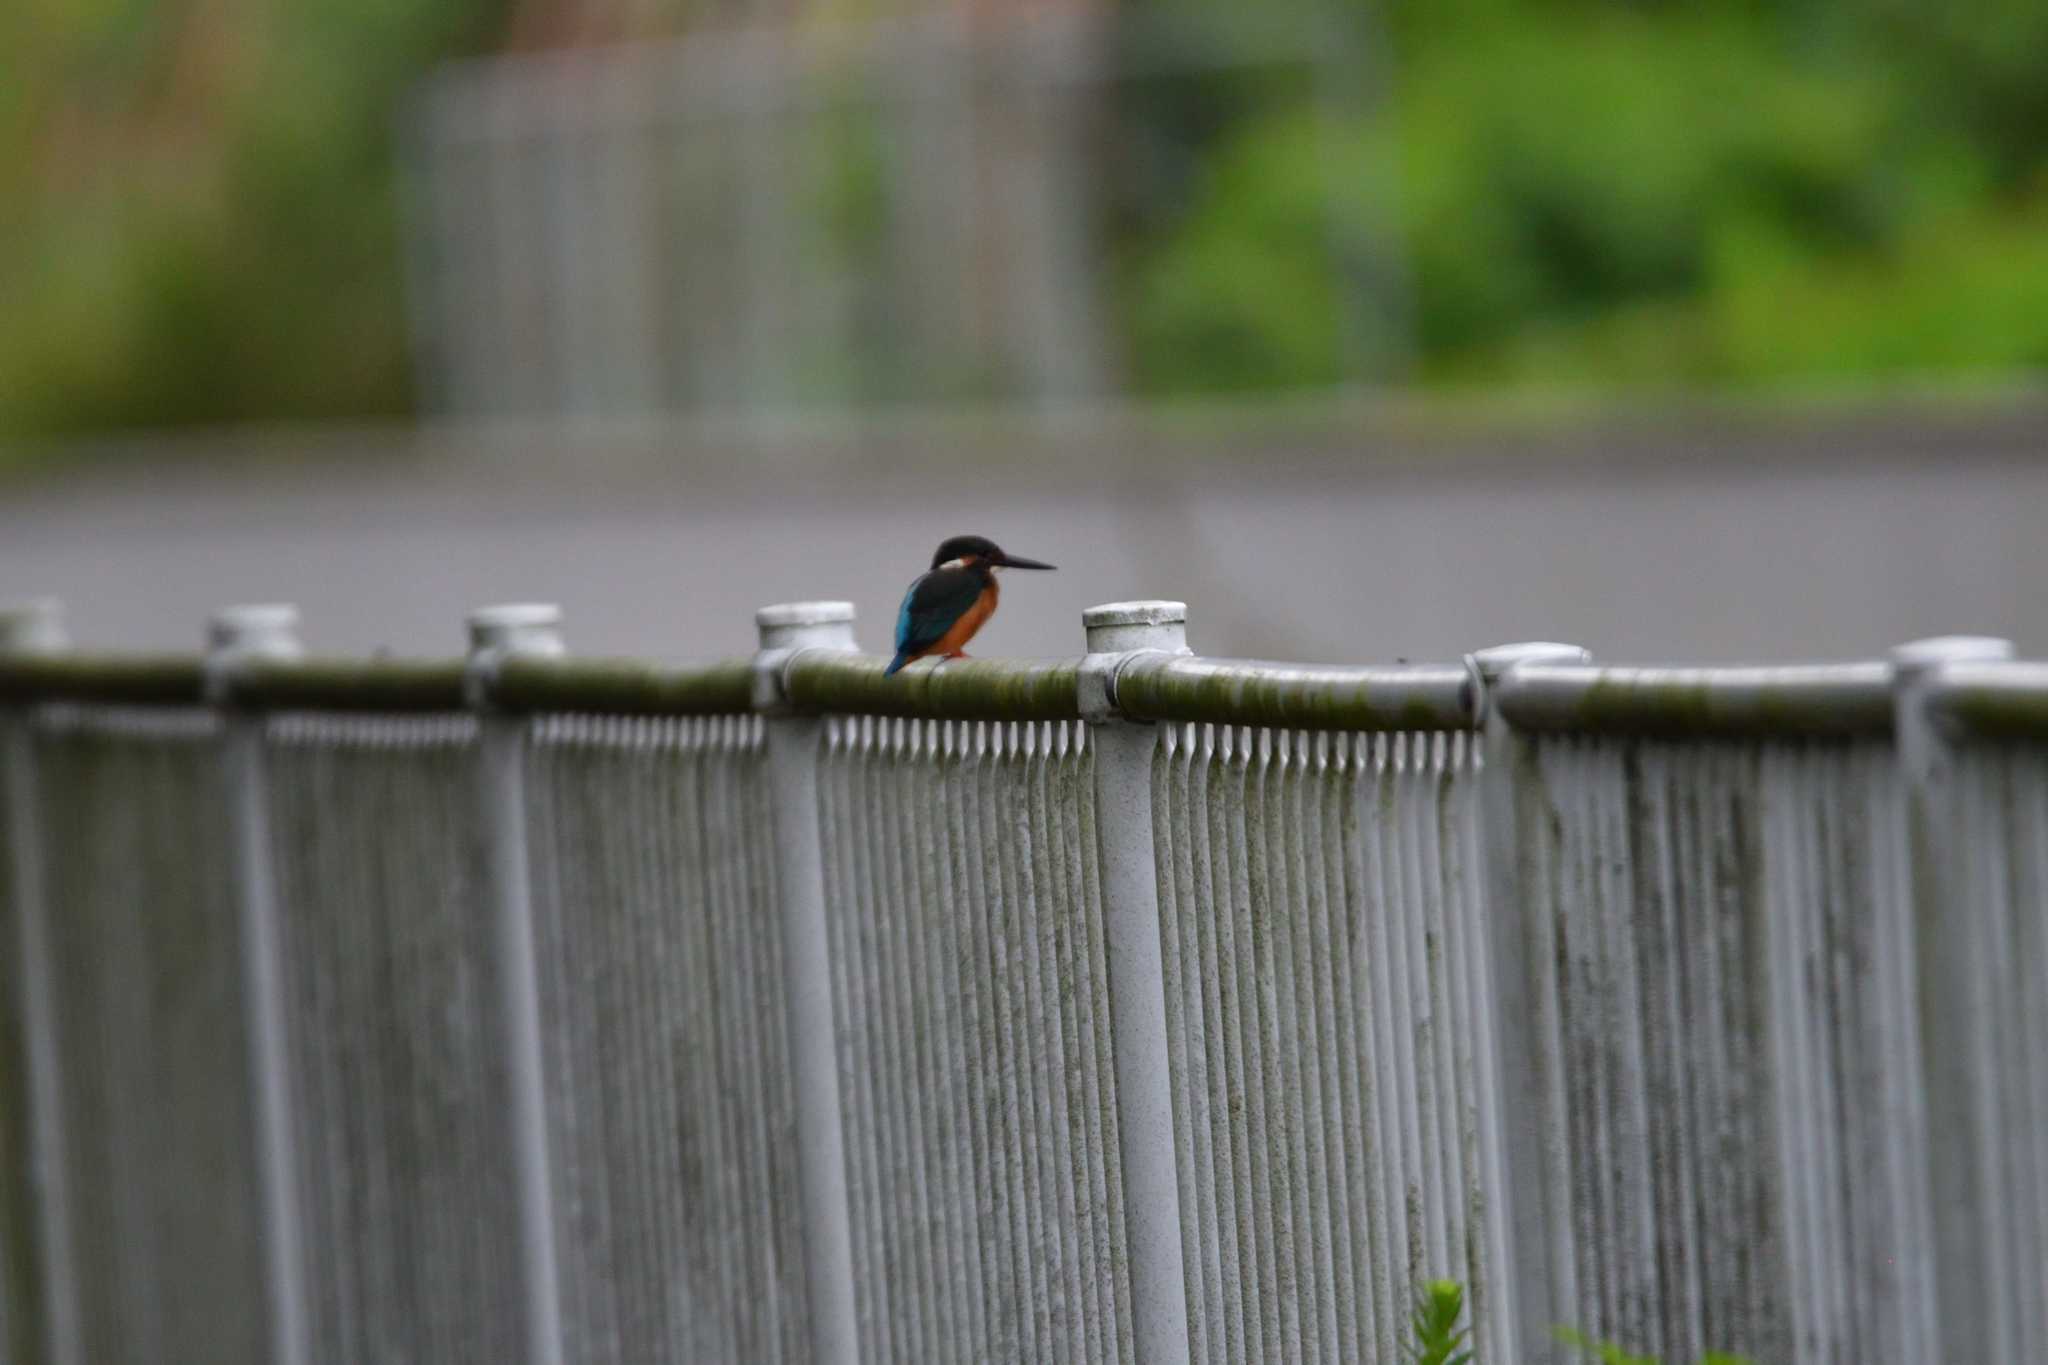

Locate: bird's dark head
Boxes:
[930,535,1056,573]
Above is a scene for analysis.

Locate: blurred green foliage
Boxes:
[1124,0,2048,395]
[2,0,2045,434]
[0,0,506,436]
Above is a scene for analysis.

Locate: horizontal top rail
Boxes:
[1926,662,2048,740]
[0,652,763,716]
[12,634,2043,739]
[1114,655,1477,731]
[0,653,208,707]
[490,656,757,716]
[782,652,1084,722]
[228,657,470,712]
[1494,662,1895,737]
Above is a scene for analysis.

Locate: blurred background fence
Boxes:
[11,0,2048,433]
[3,598,2046,1363]
[404,12,1394,419]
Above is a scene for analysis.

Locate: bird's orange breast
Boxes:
[930,580,998,656]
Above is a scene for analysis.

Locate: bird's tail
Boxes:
[884,651,912,677]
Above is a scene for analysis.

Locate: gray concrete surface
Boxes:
[3,401,2044,665]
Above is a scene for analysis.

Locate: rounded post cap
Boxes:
[1469,641,1591,679]
[468,602,562,632]
[756,601,855,630]
[0,598,68,654]
[1082,600,1186,630]
[756,601,856,651]
[467,603,565,656]
[1891,635,2014,670]
[207,603,303,656]
[1084,600,1189,655]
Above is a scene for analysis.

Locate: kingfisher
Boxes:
[885,534,1056,675]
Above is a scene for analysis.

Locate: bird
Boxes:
[885,534,1056,676]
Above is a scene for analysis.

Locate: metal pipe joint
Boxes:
[752,600,858,712]
[1078,599,1190,722]
[204,604,306,705]
[464,603,566,707]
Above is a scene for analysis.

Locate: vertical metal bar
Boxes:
[755,602,862,1365]
[207,605,313,1365]
[1469,642,1590,1363]
[466,604,570,1365]
[1081,600,1193,1365]
[0,602,78,1365]
[1893,634,2016,1363]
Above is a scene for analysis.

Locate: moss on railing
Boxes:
[783,654,1084,722]
[1497,664,1895,737]
[9,646,1982,741]
[1929,664,2048,740]
[489,656,756,716]
[0,654,207,706]
[1114,656,1477,731]
[227,657,469,711]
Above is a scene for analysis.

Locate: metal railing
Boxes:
[1,598,2045,1364]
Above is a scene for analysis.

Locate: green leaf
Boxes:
[1410,1280,1472,1365]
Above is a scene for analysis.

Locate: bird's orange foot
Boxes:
[942,650,970,662]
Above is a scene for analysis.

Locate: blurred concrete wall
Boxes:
[5,402,2045,665]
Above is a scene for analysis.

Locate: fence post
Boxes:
[1468,641,1590,1362]
[753,601,861,1365]
[0,601,79,1365]
[1892,633,2015,1362]
[206,605,312,1365]
[1079,600,1192,1365]
[466,604,569,1365]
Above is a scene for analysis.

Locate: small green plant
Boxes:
[1402,1284,1756,1364]
[1554,1327,1653,1365]
[1554,1325,1751,1365]
[1409,1278,1474,1365]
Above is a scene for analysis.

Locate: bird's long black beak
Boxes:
[997,553,1056,570]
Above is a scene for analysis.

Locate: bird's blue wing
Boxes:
[895,568,982,654]
[894,582,919,655]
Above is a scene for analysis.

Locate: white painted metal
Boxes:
[1154,722,1511,1364]
[1084,601,1191,1365]
[756,602,862,1365]
[264,708,524,1365]
[1893,635,2021,1364]
[468,605,570,1365]
[28,702,269,1363]
[816,713,1135,1363]
[0,601,66,655]
[0,603,80,1365]
[1472,641,1590,1364]
[1500,719,1933,1361]
[210,605,313,1365]
[1931,715,2048,1361]
[13,603,2048,1365]
[523,711,810,1363]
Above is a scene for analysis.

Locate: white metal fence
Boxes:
[819,716,1131,1363]
[527,713,811,1365]
[31,708,264,1365]
[1155,724,1504,1364]
[1,598,2044,1364]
